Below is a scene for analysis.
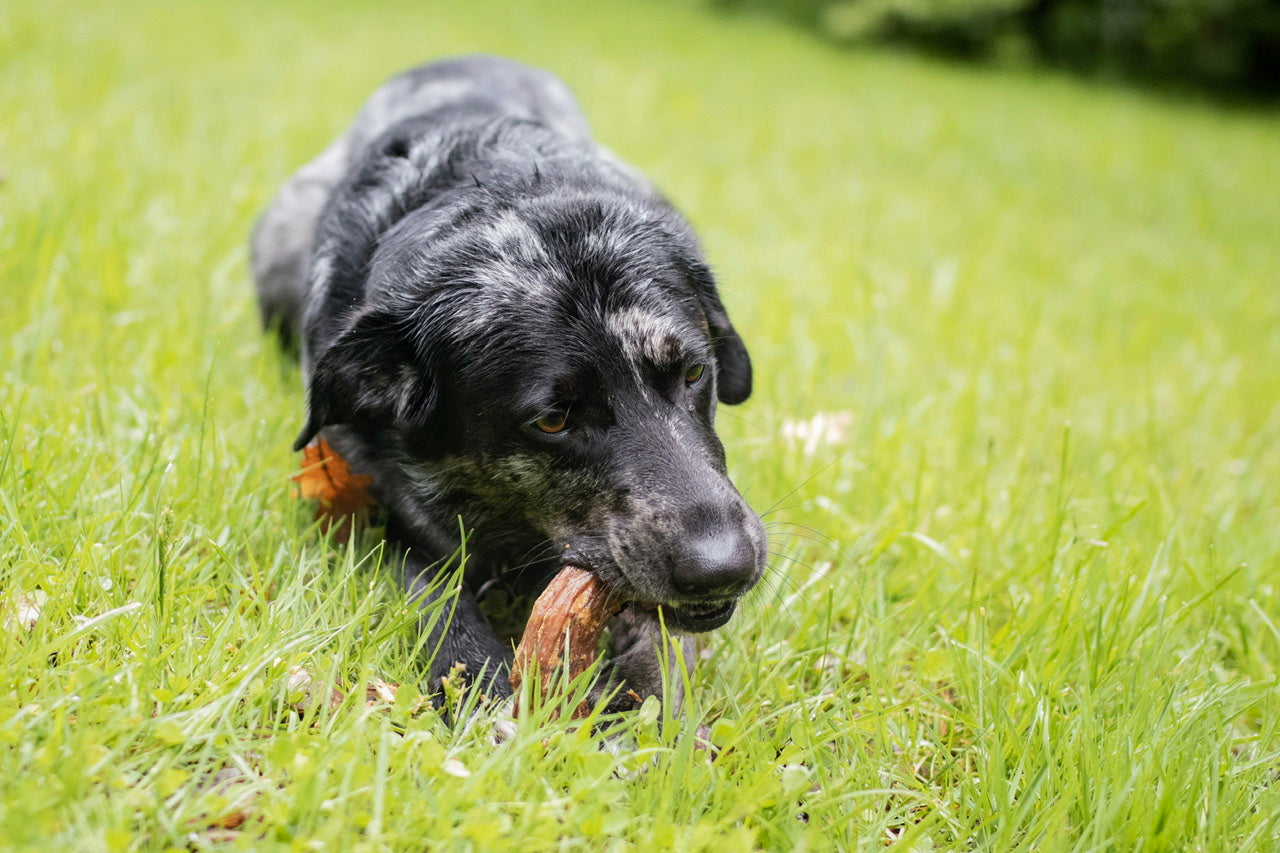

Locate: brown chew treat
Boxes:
[509,566,623,717]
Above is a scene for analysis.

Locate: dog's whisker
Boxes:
[764,549,829,580]
[765,535,830,552]
[764,519,831,535]
[757,451,857,520]
[712,405,773,436]
[500,540,559,580]
[760,503,810,521]
[757,562,804,598]
[764,524,835,547]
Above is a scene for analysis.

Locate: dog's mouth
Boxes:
[558,552,744,633]
[659,599,738,632]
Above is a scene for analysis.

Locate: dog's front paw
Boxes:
[591,607,696,715]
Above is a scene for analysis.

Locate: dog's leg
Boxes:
[395,549,515,703]
[592,608,696,714]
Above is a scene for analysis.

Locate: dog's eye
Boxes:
[534,410,569,434]
[684,363,707,386]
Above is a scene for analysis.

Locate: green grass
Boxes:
[3,0,1279,849]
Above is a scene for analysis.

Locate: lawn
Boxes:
[2,0,1279,849]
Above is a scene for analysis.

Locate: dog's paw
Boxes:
[590,608,696,715]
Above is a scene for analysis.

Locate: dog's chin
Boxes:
[660,599,738,632]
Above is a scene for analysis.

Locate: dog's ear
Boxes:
[293,310,436,451]
[686,260,752,405]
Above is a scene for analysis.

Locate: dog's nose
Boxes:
[671,525,759,600]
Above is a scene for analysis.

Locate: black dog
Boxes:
[251,56,765,711]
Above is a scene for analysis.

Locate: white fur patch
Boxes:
[606,305,686,366]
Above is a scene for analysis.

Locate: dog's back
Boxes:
[250,56,591,349]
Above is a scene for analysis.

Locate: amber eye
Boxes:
[684,363,707,385]
[534,410,569,434]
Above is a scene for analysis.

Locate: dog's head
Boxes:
[297,188,765,630]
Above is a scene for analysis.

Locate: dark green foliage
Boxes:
[711,0,1280,92]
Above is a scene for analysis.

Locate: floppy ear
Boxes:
[293,310,437,451]
[686,261,752,405]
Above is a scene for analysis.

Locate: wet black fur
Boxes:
[251,56,765,710]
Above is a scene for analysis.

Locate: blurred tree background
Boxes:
[708,0,1280,94]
